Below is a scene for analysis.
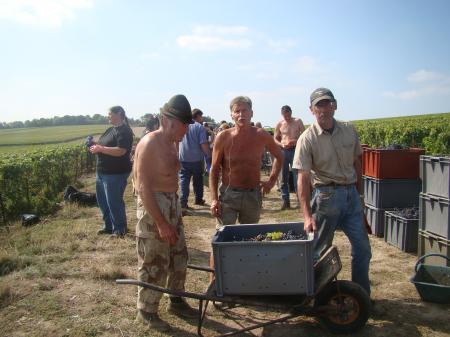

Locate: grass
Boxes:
[0,125,144,155]
[0,139,84,154]
[0,125,109,146]
[0,173,449,337]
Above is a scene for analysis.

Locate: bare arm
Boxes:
[298,119,306,133]
[135,142,179,245]
[273,122,283,147]
[201,143,211,158]
[261,132,284,194]
[209,132,225,217]
[297,170,316,233]
[90,145,127,156]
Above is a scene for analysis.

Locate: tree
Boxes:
[202,115,216,124]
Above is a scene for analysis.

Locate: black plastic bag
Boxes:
[64,185,78,201]
[22,214,40,227]
[64,185,97,206]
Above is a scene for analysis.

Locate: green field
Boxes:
[352,112,450,124]
[0,124,109,146]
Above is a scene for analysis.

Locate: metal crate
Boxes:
[384,210,419,253]
[363,176,421,209]
[419,193,450,240]
[420,156,450,199]
[212,222,314,296]
[364,204,387,237]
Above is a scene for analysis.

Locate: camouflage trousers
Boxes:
[135,192,188,313]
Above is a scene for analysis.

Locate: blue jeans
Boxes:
[281,148,297,201]
[96,172,130,235]
[179,161,204,207]
[311,184,372,295]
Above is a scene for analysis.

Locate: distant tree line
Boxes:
[1,113,216,129]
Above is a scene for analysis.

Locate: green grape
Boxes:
[265,231,283,241]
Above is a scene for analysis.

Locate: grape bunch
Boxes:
[282,230,307,240]
[391,207,419,219]
[379,144,409,150]
[239,230,307,242]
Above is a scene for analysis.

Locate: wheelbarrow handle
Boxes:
[415,253,450,272]
[116,279,210,301]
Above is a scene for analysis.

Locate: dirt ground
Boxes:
[0,174,449,337]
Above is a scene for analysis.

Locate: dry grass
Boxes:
[0,173,449,337]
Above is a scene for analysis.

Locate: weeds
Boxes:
[0,253,32,276]
[0,284,16,308]
[92,265,129,281]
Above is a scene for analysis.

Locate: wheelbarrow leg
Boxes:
[197,299,211,337]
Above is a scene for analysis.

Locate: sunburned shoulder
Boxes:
[255,126,270,137]
[137,131,165,150]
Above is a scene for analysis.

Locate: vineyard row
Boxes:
[0,145,95,225]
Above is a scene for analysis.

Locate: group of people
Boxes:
[89,88,372,332]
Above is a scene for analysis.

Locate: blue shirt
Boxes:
[179,121,208,162]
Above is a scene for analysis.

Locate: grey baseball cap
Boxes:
[310,88,336,106]
[160,94,194,124]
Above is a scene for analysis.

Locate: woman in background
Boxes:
[90,106,133,237]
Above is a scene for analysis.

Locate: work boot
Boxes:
[97,229,112,235]
[181,207,191,216]
[135,310,171,332]
[194,199,207,206]
[167,296,198,318]
[281,200,290,210]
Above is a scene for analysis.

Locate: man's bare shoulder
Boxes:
[136,131,163,153]
[255,126,270,137]
[215,128,234,142]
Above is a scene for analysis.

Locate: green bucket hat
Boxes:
[160,94,194,124]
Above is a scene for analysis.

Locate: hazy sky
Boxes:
[1,0,450,126]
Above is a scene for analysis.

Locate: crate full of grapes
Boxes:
[212,222,314,296]
[384,208,419,253]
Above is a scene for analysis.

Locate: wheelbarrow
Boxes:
[410,253,450,304]
[117,245,371,336]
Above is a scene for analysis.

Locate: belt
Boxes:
[229,187,257,192]
[316,183,354,188]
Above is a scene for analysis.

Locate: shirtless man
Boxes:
[274,105,305,210]
[133,94,197,332]
[209,96,283,226]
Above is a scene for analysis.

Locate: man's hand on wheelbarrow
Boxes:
[210,199,221,218]
[303,214,317,234]
[157,221,179,245]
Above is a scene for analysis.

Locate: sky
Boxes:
[1,0,450,127]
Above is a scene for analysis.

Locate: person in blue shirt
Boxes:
[178,109,211,213]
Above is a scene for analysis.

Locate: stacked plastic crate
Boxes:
[362,148,423,239]
[419,156,450,266]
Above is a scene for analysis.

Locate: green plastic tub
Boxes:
[410,254,450,304]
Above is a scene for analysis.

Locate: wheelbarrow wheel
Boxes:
[315,280,370,334]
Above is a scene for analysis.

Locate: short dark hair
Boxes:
[281,105,292,113]
[192,108,203,119]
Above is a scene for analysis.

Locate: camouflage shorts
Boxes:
[135,192,188,313]
[216,185,262,229]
